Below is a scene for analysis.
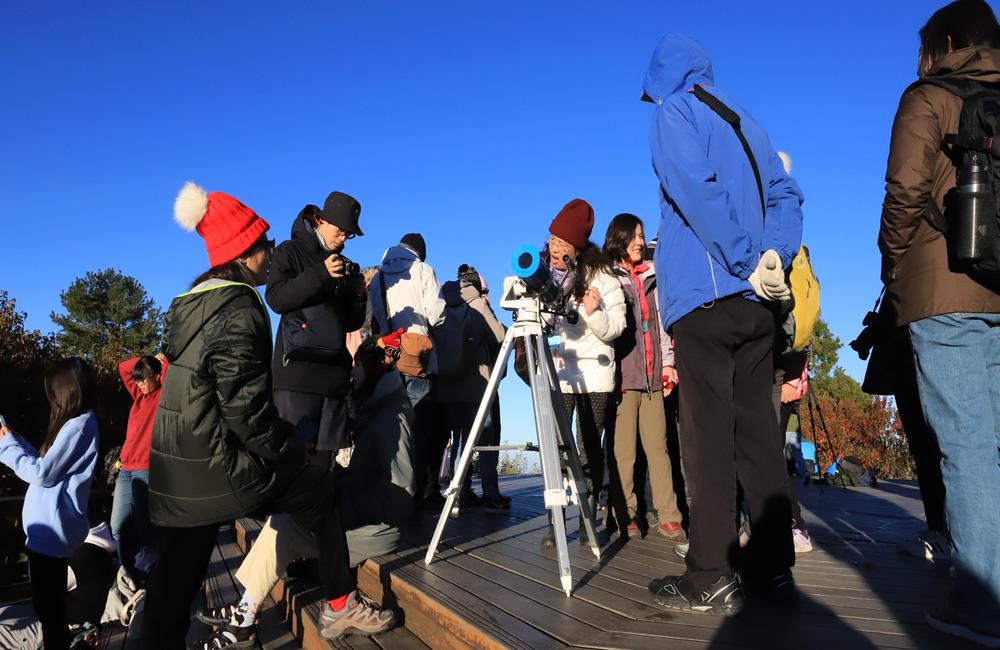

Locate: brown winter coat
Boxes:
[879,47,1000,326]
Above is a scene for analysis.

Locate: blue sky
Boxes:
[0,1,959,443]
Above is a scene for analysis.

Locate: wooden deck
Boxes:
[59,475,976,649]
[362,475,970,650]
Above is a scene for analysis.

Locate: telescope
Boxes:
[507,245,578,324]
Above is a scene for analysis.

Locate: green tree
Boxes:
[808,318,867,406]
[50,269,163,374]
[0,290,56,367]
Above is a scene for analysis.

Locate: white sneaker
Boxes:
[792,528,813,554]
[896,530,950,562]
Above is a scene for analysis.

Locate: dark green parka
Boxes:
[149,279,293,528]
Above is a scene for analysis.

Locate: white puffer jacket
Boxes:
[549,269,627,394]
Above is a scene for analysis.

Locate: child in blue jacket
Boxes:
[0,357,100,650]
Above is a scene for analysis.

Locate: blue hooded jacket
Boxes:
[643,34,804,329]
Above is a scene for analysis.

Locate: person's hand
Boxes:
[0,425,11,438]
[155,352,166,363]
[324,254,345,279]
[582,286,601,316]
[747,249,790,302]
[663,366,679,397]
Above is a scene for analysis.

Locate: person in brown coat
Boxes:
[878,1,1000,644]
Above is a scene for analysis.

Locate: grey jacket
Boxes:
[613,262,674,392]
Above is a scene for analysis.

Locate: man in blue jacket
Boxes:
[642,33,804,617]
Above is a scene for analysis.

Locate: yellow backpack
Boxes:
[788,245,820,350]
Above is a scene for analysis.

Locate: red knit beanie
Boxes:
[173,181,270,267]
[548,198,595,249]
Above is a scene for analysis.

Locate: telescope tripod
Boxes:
[423,312,601,596]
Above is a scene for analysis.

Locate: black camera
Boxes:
[339,256,361,277]
[849,310,883,361]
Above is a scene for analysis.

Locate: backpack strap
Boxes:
[692,84,765,220]
[378,272,393,331]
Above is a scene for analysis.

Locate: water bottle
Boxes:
[953,152,996,265]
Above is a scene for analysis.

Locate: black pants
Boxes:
[894,347,947,534]
[274,390,350,453]
[771,369,804,528]
[142,463,353,649]
[673,297,794,591]
[561,392,629,532]
[27,549,70,650]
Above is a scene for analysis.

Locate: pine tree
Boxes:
[50,268,163,374]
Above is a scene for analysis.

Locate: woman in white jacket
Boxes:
[541,199,627,547]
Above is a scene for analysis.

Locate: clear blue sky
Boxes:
[0,1,961,444]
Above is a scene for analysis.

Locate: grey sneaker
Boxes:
[319,591,396,639]
[897,529,951,562]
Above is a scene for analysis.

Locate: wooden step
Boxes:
[233,518,429,650]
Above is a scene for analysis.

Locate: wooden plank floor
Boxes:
[380,475,974,650]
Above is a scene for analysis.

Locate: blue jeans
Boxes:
[110,468,151,575]
[909,312,1000,621]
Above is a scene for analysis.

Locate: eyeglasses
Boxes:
[548,236,574,250]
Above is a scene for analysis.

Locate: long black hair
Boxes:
[920,0,1000,73]
[603,213,644,266]
[541,240,612,301]
[42,357,98,455]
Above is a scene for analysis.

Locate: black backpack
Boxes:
[913,77,1000,287]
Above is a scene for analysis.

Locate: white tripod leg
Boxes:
[525,334,574,596]
[424,327,517,566]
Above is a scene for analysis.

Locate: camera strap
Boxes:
[692,84,766,221]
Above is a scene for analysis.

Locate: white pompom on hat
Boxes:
[172,181,270,267]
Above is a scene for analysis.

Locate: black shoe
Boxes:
[482,496,511,513]
[745,572,799,609]
[649,574,744,618]
[195,600,241,627]
[927,605,1000,648]
[540,526,556,549]
[188,624,256,649]
[460,492,484,508]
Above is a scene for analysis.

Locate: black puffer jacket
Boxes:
[266,210,367,396]
[149,280,292,528]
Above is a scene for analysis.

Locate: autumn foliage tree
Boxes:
[799,318,915,480]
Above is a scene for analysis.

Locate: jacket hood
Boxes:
[442,280,463,306]
[642,33,714,103]
[380,244,419,275]
[163,280,262,361]
[291,207,323,249]
[927,46,1000,84]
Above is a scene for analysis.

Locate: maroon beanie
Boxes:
[548,198,594,249]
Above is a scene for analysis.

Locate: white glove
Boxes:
[747,250,791,302]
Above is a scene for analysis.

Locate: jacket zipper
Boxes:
[703,252,719,308]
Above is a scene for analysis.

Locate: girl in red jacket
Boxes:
[111,353,167,581]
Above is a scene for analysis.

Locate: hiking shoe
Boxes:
[649,574,744,618]
[745,572,799,609]
[659,521,687,542]
[196,600,242,627]
[482,496,511,513]
[897,530,950,562]
[675,542,689,559]
[927,605,1000,648]
[319,591,396,639]
[626,519,642,539]
[187,625,256,649]
[460,491,483,508]
[792,528,813,554]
